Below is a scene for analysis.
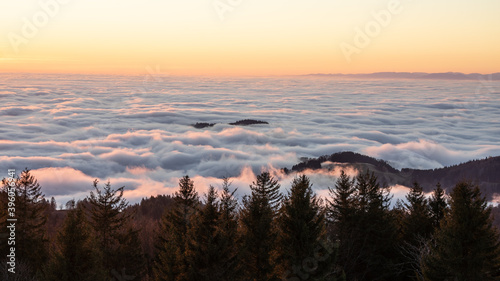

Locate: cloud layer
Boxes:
[1,74,499,205]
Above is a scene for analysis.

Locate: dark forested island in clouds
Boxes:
[286,151,500,199]
[305,72,500,80]
[192,119,269,129]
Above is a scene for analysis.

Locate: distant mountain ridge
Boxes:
[285,152,500,199]
[305,72,500,81]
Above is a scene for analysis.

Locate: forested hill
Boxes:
[286,151,500,199]
[287,151,398,174]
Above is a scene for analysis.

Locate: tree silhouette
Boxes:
[328,170,356,278]
[348,171,397,281]
[403,182,433,243]
[277,175,338,280]
[421,181,500,281]
[86,179,142,280]
[398,182,433,280]
[428,182,447,230]
[239,172,281,281]
[249,171,282,213]
[154,175,199,281]
[186,186,223,280]
[215,178,240,281]
[0,168,49,278]
[46,204,104,281]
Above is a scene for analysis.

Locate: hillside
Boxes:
[286,152,500,199]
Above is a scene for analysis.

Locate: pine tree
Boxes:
[239,172,282,281]
[154,175,199,281]
[277,175,337,281]
[46,204,104,281]
[399,182,433,281]
[0,168,49,277]
[215,178,240,281]
[115,223,146,280]
[249,171,283,212]
[403,182,433,243]
[421,181,500,281]
[50,197,57,212]
[186,186,222,281]
[86,179,143,280]
[0,181,10,274]
[428,183,447,230]
[65,199,76,210]
[347,170,397,281]
[327,170,356,277]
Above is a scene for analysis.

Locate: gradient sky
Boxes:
[1,0,499,76]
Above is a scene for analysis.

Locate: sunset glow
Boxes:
[3,1,500,279]
[1,0,499,75]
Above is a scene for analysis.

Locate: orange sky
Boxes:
[1,0,499,76]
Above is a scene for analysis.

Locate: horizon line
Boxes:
[1,70,499,79]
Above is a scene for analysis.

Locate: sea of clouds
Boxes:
[1,73,499,206]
